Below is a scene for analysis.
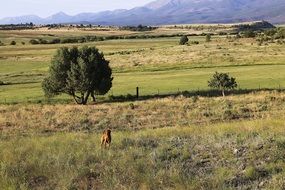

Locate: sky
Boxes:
[0,0,155,18]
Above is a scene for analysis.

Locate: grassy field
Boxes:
[1,28,285,104]
[1,25,285,189]
[1,92,285,189]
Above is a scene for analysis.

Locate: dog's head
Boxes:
[106,129,111,135]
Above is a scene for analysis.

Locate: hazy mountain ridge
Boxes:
[1,0,285,25]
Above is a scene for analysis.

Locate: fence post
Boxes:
[136,87,139,99]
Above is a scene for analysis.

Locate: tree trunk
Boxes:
[72,91,83,104]
[222,89,225,97]
[82,91,91,105]
[72,91,90,105]
[91,91,96,102]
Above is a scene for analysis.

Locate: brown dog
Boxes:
[101,129,111,148]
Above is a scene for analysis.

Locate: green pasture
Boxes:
[1,64,285,104]
[1,33,285,104]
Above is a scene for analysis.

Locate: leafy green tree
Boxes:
[42,46,113,105]
[179,35,188,45]
[206,34,211,42]
[208,72,237,97]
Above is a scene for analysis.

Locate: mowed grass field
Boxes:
[1,28,285,103]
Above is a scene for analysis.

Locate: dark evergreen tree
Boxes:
[42,46,113,105]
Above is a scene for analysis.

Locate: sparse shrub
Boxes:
[121,138,136,149]
[235,34,241,39]
[129,103,136,110]
[136,137,159,149]
[179,35,188,45]
[61,38,82,44]
[21,42,25,45]
[238,107,252,118]
[126,94,134,100]
[208,72,237,97]
[244,166,258,180]
[257,103,268,112]
[10,41,16,45]
[39,39,48,44]
[202,110,213,117]
[189,41,199,45]
[242,30,256,38]
[222,109,239,120]
[276,138,285,150]
[50,38,61,44]
[29,39,39,44]
[206,34,211,42]
[192,95,199,103]
[244,166,269,181]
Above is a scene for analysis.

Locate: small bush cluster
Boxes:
[120,25,158,32]
[10,41,16,45]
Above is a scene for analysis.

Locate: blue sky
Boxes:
[0,0,154,18]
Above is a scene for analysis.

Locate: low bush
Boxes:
[10,41,16,45]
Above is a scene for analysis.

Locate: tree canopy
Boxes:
[179,35,189,45]
[208,72,237,97]
[42,46,113,105]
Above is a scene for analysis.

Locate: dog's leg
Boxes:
[104,140,107,149]
[101,137,105,149]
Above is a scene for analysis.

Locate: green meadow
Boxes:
[1,31,285,103]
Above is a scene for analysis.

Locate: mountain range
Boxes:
[1,0,285,25]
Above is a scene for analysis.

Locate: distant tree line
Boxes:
[167,24,230,32]
[0,23,34,30]
[29,34,189,45]
[120,25,158,32]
